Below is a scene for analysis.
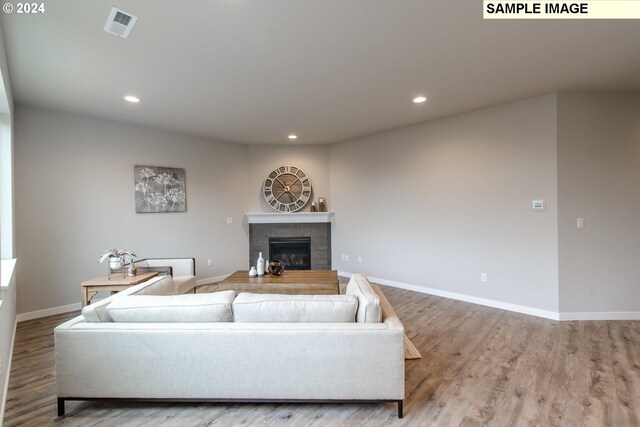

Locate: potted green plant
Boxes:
[98,248,137,271]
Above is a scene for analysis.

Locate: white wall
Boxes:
[330,95,559,313]
[14,105,250,314]
[247,145,330,213]
[557,92,640,316]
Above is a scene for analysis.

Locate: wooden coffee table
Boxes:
[81,272,158,306]
[216,270,339,295]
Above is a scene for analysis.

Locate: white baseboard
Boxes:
[0,320,17,426]
[559,311,640,321]
[16,302,82,323]
[339,271,640,321]
[196,274,231,287]
[338,271,560,321]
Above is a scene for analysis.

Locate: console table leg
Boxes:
[397,399,404,418]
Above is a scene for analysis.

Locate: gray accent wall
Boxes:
[14,105,250,314]
[557,92,640,314]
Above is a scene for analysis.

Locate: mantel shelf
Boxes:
[245,212,335,224]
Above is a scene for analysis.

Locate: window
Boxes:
[0,113,11,260]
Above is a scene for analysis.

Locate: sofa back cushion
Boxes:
[233,293,357,323]
[346,273,382,323]
[81,275,175,322]
[106,291,236,322]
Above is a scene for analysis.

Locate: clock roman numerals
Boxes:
[263,165,313,212]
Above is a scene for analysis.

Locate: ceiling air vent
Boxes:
[103,7,138,39]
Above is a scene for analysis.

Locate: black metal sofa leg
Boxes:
[57,398,65,416]
[398,399,404,418]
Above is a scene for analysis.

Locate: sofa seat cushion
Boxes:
[346,273,382,323]
[233,293,358,323]
[106,291,236,322]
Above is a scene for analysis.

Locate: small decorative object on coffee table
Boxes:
[249,267,257,277]
[98,248,136,280]
[268,260,285,276]
[257,252,265,276]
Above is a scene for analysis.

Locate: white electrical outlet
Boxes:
[480,273,488,282]
[357,256,363,263]
[345,255,349,262]
[577,218,585,229]
[207,259,212,266]
[226,217,233,224]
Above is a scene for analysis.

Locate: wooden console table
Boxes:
[81,272,158,306]
[216,270,339,295]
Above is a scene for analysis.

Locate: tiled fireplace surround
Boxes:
[249,222,332,270]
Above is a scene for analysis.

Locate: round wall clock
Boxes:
[263,165,312,212]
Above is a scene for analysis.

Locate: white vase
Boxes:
[257,252,265,276]
[249,267,257,277]
[109,257,122,271]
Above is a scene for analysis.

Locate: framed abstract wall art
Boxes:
[134,165,186,213]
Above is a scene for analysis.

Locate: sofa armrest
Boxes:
[371,285,404,332]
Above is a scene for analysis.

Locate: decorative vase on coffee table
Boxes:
[268,260,285,276]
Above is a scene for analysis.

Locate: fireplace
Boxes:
[248,219,332,270]
[269,237,311,270]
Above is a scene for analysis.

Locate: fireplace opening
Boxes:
[269,237,311,270]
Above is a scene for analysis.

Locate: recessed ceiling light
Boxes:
[124,95,140,103]
[413,96,427,104]
[288,134,298,140]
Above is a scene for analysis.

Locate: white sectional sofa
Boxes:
[55,273,405,417]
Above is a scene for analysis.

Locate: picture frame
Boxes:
[134,165,186,213]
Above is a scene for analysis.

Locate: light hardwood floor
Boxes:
[4,284,640,426]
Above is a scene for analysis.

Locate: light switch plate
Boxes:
[532,200,545,210]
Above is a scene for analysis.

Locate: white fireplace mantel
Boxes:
[245,212,335,224]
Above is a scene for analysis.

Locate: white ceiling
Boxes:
[1,1,640,145]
